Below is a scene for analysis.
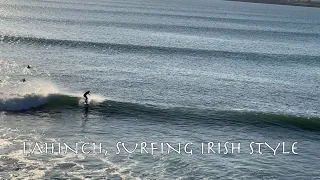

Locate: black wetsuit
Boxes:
[84,91,90,103]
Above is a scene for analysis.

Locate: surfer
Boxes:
[83,91,90,104]
[27,65,31,69]
[21,78,26,82]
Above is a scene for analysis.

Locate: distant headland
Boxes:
[227,0,320,8]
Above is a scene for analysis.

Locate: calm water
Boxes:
[0,0,320,179]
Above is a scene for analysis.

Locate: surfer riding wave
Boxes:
[83,91,90,104]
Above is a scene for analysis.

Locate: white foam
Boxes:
[0,139,12,148]
[0,82,106,111]
[0,79,60,111]
[64,91,105,105]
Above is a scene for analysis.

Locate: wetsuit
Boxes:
[84,91,90,104]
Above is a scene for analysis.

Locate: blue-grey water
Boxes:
[0,0,320,179]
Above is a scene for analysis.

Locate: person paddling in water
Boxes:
[84,91,90,104]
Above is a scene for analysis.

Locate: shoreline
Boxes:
[227,0,320,8]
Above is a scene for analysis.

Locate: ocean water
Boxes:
[0,0,320,179]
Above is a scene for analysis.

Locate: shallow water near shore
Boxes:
[0,0,320,179]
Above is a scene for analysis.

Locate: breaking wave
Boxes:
[1,89,319,131]
[0,93,104,111]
